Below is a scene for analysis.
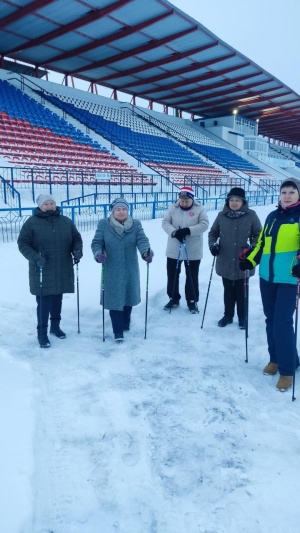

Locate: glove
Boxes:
[142,249,153,264]
[239,247,253,261]
[36,256,46,268]
[239,259,254,271]
[171,227,191,243]
[95,252,106,264]
[72,250,83,264]
[210,243,220,256]
[292,264,300,278]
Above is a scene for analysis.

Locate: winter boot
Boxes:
[218,316,233,327]
[114,332,124,343]
[37,327,50,348]
[187,300,198,314]
[276,375,292,392]
[263,362,278,376]
[50,320,66,339]
[238,318,246,330]
[164,299,180,310]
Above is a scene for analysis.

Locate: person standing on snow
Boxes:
[239,178,300,392]
[17,193,83,348]
[208,187,261,329]
[162,186,209,314]
[91,198,153,342]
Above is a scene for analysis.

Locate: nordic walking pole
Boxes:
[201,256,216,329]
[182,239,199,313]
[101,264,105,342]
[144,262,150,339]
[292,279,300,401]
[75,262,80,333]
[39,264,43,331]
[244,269,250,363]
[170,242,183,314]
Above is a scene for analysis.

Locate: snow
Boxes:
[1,204,300,533]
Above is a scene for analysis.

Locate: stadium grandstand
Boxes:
[0,0,300,239]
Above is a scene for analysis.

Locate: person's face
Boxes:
[113,207,128,222]
[179,195,193,208]
[228,197,243,211]
[41,200,56,212]
[280,186,299,207]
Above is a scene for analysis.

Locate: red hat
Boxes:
[179,186,194,199]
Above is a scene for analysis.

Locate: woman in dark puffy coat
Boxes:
[208,187,261,329]
[18,193,83,348]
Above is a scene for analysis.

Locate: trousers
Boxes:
[166,257,200,302]
[222,278,244,319]
[260,278,299,375]
[109,306,132,335]
[36,294,63,328]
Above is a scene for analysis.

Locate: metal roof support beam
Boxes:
[139,62,251,97]
[118,52,235,90]
[44,11,173,65]
[70,26,199,74]
[6,0,133,55]
[97,41,218,83]
[0,0,55,30]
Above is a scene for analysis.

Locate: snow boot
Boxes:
[276,375,292,392]
[164,299,180,310]
[263,362,278,375]
[238,318,246,330]
[114,332,124,343]
[187,300,198,314]
[50,320,66,339]
[37,327,50,348]
[218,316,233,327]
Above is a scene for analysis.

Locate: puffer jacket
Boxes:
[208,202,262,280]
[247,203,300,285]
[17,207,82,295]
[91,216,151,311]
[162,199,209,260]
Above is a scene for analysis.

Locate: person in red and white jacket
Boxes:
[162,186,209,313]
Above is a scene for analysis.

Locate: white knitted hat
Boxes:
[36,193,56,209]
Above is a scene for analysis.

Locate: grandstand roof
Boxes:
[1,0,300,145]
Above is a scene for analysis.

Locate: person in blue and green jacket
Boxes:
[239,177,300,393]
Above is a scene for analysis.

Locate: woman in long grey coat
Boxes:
[208,187,261,329]
[91,198,153,342]
[18,193,83,348]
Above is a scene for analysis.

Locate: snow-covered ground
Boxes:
[1,204,300,533]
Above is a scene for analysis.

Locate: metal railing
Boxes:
[0,193,277,243]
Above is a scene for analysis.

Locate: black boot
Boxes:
[50,320,66,339]
[37,327,50,348]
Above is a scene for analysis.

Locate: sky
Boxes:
[2,204,300,532]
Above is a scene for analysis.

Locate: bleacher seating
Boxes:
[35,91,230,185]
[0,80,152,185]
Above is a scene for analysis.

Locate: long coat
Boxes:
[17,208,82,296]
[162,200,209,260]
[91,217,151,311]
[208,202,262,280]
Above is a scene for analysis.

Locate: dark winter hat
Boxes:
[179,186,194,199]
[36,193,56,209]
[227,187,246,202]
[280,178,300,196]
[110,197,129,213]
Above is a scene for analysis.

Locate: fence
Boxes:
[0,193,277,244]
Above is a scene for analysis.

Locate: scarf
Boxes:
[225,210,246,219]
[109,214,134,235]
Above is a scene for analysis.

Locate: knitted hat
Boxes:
[280,178,300,195]
[227,187,246,202]
[110,197,129,213]
[179,186,194,199]
[36,193,56,209]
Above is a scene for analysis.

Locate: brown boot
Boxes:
[276,375,292,392]
[263,362,278,375]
